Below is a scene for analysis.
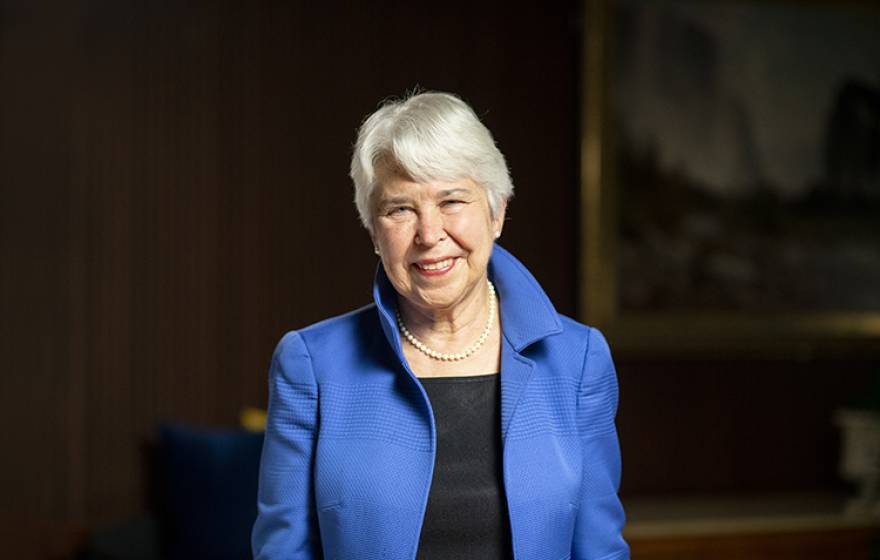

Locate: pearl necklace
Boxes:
[396,280,496,362]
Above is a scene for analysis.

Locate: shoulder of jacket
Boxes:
[294,303,376,340]
[551,313,595,350]
[556,313,590,335]
[554,314,609,345]
[550,315,614,381]
[273,304,377,356]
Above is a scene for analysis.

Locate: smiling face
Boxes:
[372,172,505,316]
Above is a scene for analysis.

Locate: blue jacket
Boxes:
[252,245,628,560]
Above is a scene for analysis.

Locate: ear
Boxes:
[492,199,508,238]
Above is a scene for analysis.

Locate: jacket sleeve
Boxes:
[571,328,629,560]
[252,331,323,559]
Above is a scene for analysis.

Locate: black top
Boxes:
[415,373,513,560]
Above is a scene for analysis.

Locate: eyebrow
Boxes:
[377,188,474,209]
[378,196,412,208]
[437,188,471,197]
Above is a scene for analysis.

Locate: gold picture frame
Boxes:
[579,0,880,358]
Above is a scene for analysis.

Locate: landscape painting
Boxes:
[613,0,880,315]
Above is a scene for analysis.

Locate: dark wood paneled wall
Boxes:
[617,358,874,495]
[0,0,872,534]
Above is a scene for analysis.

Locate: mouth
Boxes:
[412,257,458,276]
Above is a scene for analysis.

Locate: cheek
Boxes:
[376,224,405,250]
[453,215,494,251]
[376,228,414,271]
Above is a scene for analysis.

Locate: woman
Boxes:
[252,92,628,560]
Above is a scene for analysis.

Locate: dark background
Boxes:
[0,0,874,545]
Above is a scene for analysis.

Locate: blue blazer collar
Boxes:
[372,244,562,358]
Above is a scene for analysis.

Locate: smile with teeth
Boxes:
[416,258,455,271]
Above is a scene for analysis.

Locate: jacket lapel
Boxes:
[487,245,562,442]
[499,335,534,442]
[488,245,562,353]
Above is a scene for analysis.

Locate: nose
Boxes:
[415,209,446,247]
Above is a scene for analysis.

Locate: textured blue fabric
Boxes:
[252,245,629,560]
[158,424,264,560]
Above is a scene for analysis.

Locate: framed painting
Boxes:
[580,0,880,356]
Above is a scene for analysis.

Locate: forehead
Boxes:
[375,176,482,201]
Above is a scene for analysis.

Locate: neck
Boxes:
[397,279,491,343]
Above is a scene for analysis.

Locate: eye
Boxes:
[386,206,412,217]
[441,199,467,208]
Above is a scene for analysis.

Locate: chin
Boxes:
[415,292,458,311]
[412,282,464,306]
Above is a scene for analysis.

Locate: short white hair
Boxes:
[350,91,514,234]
